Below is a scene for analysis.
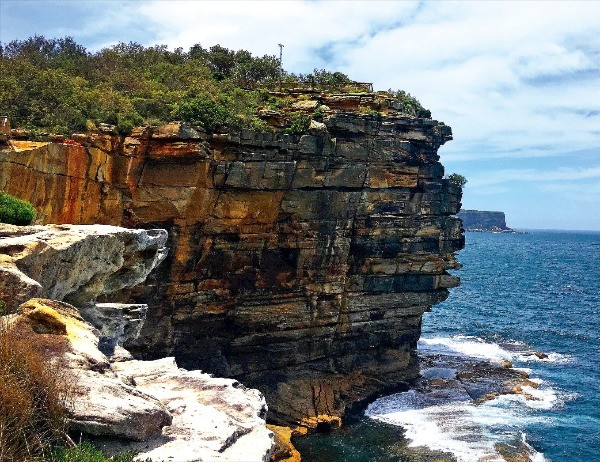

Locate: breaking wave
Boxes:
[364,335,575,461]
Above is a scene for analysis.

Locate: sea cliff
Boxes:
[0,91,464,427]
[457,209,514,233]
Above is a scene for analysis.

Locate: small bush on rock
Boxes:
[116,112,143,136]
[172,93,237,133]
[285,112,311,136]
[0,191,36,225]
[447,173,468,188]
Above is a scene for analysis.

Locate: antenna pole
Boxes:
[278,43,284,90]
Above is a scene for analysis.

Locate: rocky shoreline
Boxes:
[296,345,547,462]
[0,224,273,461]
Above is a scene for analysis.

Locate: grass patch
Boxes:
[0,318,70,461]
[49,441,138,462]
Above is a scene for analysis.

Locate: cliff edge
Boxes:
[0,90,464,428]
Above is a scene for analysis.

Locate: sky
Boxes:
[1,0,599,230]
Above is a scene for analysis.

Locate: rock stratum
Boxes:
[0,224,273,461]
[0,92,464,427]
[457,209,514,233]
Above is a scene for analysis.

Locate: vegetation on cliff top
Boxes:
[0,36,431,135]
[447,173,468,188]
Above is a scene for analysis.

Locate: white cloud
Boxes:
[134,1,421,69]
[128,0,600,229]
[467,166,600,188]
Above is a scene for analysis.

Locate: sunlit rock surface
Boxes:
[0,224,273,460]
[0,95,464,426]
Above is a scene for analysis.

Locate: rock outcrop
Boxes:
[0,224,168,311]
[0,91,464,427]
[105,358,273,462]
[457,209,514,233]
[0,225,274,461]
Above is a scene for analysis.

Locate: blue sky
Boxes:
[1,0,599,230]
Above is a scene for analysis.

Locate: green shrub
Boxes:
[0,191,36,225]
[447,173,467,188]
[49,441,137,462]
[267,96,293,110]
[312,107,324,121]
[389,89,431,118]
[285,112,311,136]
[116,112,143,136]
[172,93,235,133]
[246,116,272,131]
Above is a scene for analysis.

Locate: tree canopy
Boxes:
[0,36,431,135]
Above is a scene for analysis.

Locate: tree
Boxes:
[172,93,235,133]
[447,173,467,188]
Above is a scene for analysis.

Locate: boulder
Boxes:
[7,298,172,441]
[78,302,147,356]
[103,357,274,461]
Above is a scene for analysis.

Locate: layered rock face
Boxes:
[0,99,464,426]
[457,209,513,232]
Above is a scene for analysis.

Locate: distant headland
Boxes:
[457,209,517,233]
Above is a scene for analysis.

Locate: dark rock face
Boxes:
[457,210,513,232]
[0,106,464,426]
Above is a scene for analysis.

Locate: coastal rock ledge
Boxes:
[0,224,274,461]
[0,98,465,427]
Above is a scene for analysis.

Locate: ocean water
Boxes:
[368,230,600,461]
[297,230,600,461]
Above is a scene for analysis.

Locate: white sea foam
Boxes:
[363,335,569,461]
[418,335,573,364]
[366,391,551,462]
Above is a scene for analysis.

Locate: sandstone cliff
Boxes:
[457,209,514,232]
[0,91,464,427]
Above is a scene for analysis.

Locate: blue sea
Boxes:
[369,230,600,461]
[297,230,600,461]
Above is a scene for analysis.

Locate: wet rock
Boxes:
[268,425,301,462]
